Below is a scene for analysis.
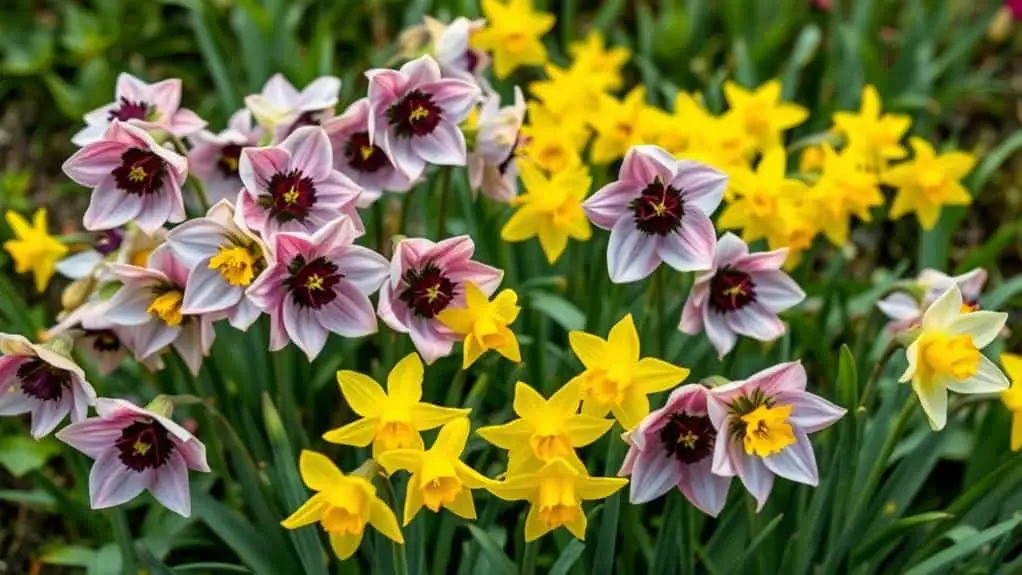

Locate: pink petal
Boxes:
[658,211,716,272]
[239,147,291,195]
[0,388,34,416]
[410,122,467,166]
[423,78,480,121]
[734,448,775,511]
[672,161,727,216]
[703,307,738,359]
[708,421,735,476]
[284,301,329,361]
[407,316,454,364]
[382,131,426,180]
[607,218,661,283]
[679,286,706,334]
[296,76,341,110]
[583,181,637,230]
[628,449,683,504]
[621,145,676,186]
[268,310,289,351]
[724,303,786,342]
[149,450,192,516]
[147,78,183,115]
[713,233,749,267]
[366,70,407,124]
[104,285,158,326]
[316,282,379,338]
[735,248,789,273]
[135,184,175,234]
[678,457,731,517]
[170,109,207,137]
[281,126,333,181]
[83,177,143,231]
[315,170,362,203]
[261,74,300,106]
[401,55,442,87]
[56,417,126,459]
[165,217,228,268]
[749,271,805,313]
[334,246,389,294]
[777,391,846,433]
[228,297,263,331]
[172,321,210,376]
[29,397,70,439]
[746,361,806,395]
[129,320,182,360]
[876,292,920,321]
[63,141,126,187]
[116,73,149,105]
[762,431,818,486]
[182,262,243,314]
[90,449,151,509]
[246,265,287,313]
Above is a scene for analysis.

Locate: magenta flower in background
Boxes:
[706,362,845,510]
[56,398,210,517]
[323,98,414,208]
[366,55,481,180]
[876,267,987,333]
[166,200,268,331]
[619,384,731,516]
[71,73,206,147]
[680,233,805,358]
[244,73,341,141]
[188,109,262,204]
[583,145,726,283]
[63,122,188,234]
[247,217,388,360]
[468,87,525,204]
[238,126,363,239]
[377,236,503,363]
[95,246,215,375]
[0,334,96,439]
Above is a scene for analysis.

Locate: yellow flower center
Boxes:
[529,433,574,462]
[919,332,980,381]
[744,108,771,136]
[305,273,325,292]
[283,186,300,205]
[580,369,630,407]
[425,283,443,303]
[749,191,777,218]
[537,145,567,172]
[209,245,257,287]
[133,439,151,456]
[410,106,431,122]
[360,146,375,160]
[421,475,461,512]
[536,475,580,528]
[128,166,148,183]
[505,32,528,53]
[321,506,365,536]
[376,420,419,452]
[147,290,184,327]
[614,122,633,139]
[740,404,796,457]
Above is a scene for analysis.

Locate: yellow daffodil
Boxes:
[476,380,614,473]
[473,0,555,79]
[1000,354,1022,451]
[589,87,651,164]
[487,458,627,541]
[567,31,629,93]
[501,160,591,263]
[656,91,710,156]
[832,85,911,171]
[771,197,819,270]
[4,209,68,292]
[686,112,758,180]
[900,285,1008,430]
[528,64,599,118]
[723,79,808,152]
[377,418,494,524]
[798,144,825,173]
[519,101,588,174]
[323,353,470,457]
[809,144,883,246]
[568,314,690,429]
[281,451,404,560]
[719,148,809,244]
[437,283,521,369]
[882,138,975,230]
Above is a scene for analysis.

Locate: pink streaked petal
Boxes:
[172,322,207,376]
[182,262,243,314]
[735,248,789,273]
[621,146,676,186]
[0,388,34,416]
[407,316,455,364]
[261,74,300,106]
[246,265,287,312]
[749,271,805,313]
[0,356,24,392]
[281,126,333,181]
[150,450,192,516]
[70,377,96,422]
[430,235,475,268]
[239,147,291,195]
[366,69,407,116]
[165,217,228,268]
[90,449,151,510]
[876,292,920,321]
[678,457,731,517]
[777,391,846,433]
[170,109,207,137]
[268,310,289,352]
[315,170,362,204]
[104,286,157,327]
[618,446,638,476]
[659,211,716,272]
[134,186,175,234]
[423,79,481,121]
[63,140,127,187]
[130,320,182,360]
[29,397,70,439]
[71,122,111,147]
[679,288,706,335]
[147,78,183,115]
[228,297,263,331]
[713,232,749,267]
[734,448,775,511]
[382,131,426,180]
[628,449,683,504]
[725,303,786,342]
[607,218,661,283]
[83,178,143,231]
[746,361,807,395]
[583,181,637,230]
[284,301,330,361]
[410,122,467,166]
[272,232,316,266]
[401,55,443,87]
[296,76,341,110]
[148,245,191,286]
[673,161,727,216]
[334,246,389,294]
[708,421,735,476]
[115,73,149,104]
[763,431,818,486]
[317,283,379,338]
[447,261,503,296]
[377,281,410,333]
[703,307,738,359]
[55,417,125,459]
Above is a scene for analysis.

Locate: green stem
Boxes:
[374,198,387,255]
[435,166,453,238]
[398,186,417,236]
[377,475,408,575]
[521,539,539,575]
[170,136,210,212]
[858,343,899,410]
[108,508,137,575]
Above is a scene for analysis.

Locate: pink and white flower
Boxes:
[245,74,341,142]
[707,361,845,510]
[71,73,206,147]
[63,122,188,234]
[238,126,363,239]
[165,199,267,331]
[187,109,262,204]
[56,398,210,517]
[877,267,988,333]
[680,233,805,358]
[618,384,731,516]
[46,299,134,376]
[583,145,726,283]
[0,333,96,439]
[95,246,215,375]
[378,236,503,363]
[323,99,413,208]
[247,217,388,361]
[366,55,481,180]
[423,16,490,83]
[468,87,525,204]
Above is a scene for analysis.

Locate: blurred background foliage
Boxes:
[1,0,1021,574]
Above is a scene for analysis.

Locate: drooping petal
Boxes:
[725,303,786,342]
[876,292,921,321]
[607,217,660,283]
[410,122,467,166]
[703,307,738,359]
[762,431,818,486]
[677,457,730,517]
[89,450,150,510]
[627,450,683,504]
[403,477,424,525]
[149,450,193,517]
[369,497,405,543]
[329,532,364,560]
[913,378,949,431]
[283,301,329,361]
[658,211,716,272]
[83,178,144,231]
[733,450,775,511]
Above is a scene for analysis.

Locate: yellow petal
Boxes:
[445,488,477,520]
[611,392,649,430]
[496,328,522,363]
[487,473,539,501]
[502,206,542,242]
[373,433,424,459]
[524,503,554,542]
[369,497,405,543]
[518,159,549,193]
[476,418,532,449]
[403,478,424,525]
[433,417,471,457]
[377,449,425,476]
[607,314,640,365]
[1001,353,1022,382]
[455,460,496,489]
[547,379,581,415]
[4,211,31,238]
[1012,412,1022,452]
[576,475,628,500]
[463,334,487,369]
[322,418,378,447]
[388,353,424,404]
[437,308,476,335]
[513,381,547,416]
[280,492,328,529]
[568,331,609,369]
[633,358,690,394]
[298,450,345,492]
[564,509,588,540]
[410,403,471,430]
[938,151,975,179]
[329,531,364,560]
[464,282,488,310]
[537,225,569,263]
[563,415,614,447]
[337,371,386,417]
[492,290,521,324]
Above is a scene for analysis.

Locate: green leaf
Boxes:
[187,1,241,113]
[853,512,953,562]
[836,345,858,410]
[41,545,95,567]
[549,540,585,575]
[591,0,627,34]
[465,524,518,575]
[173,564,252,573]
[527,291,585,332]
[0,436,59,477]
[135,546,176,575]
[191,491,290,575]
[981,276,1022,311]
[903,515,1022,575]
[781,24,821,99]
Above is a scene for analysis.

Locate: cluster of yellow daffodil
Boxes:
[283,314,690,552]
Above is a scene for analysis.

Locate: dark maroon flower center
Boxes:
[630,178,685,236]
[387,90,443,137]
[287,111,324,135]
[112,148,167,196]
[659,412,715,464]
[94,229,124,255]
[217,144,243,177]
[259,169,317,222]
[115,419,175,472]
[16,359,71,402]
[91,330,122,352]
[344,131,389,173]
[286,255,342,309]
[709,267,756,313]
[399,261,456,318]
[463,50,480,73]
[108,97,152,122]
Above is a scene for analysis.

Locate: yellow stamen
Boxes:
[920,332,980,381]
[133,440,151,456]
[359,146,375,160]
[305,273,324,291]
[222,156,239,171]
[410,106,430,122]
[147,290,184,327]
[128,166,147,182]
[678,430,699,450]
[283,186,300,205]
[421,476,461,512]
[208,245,257,287]
[740,404,796,457]
[425,283,442,303]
